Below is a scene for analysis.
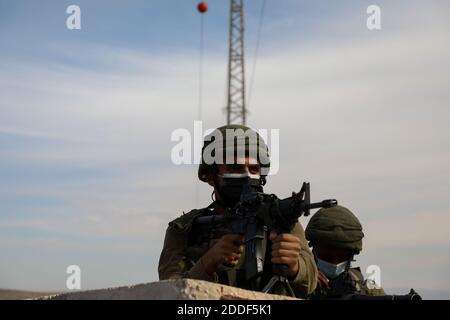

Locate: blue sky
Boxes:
[1,0,450,298]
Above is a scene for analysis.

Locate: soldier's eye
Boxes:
[248,165,260,174]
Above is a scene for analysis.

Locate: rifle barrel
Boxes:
[308,199,338,210]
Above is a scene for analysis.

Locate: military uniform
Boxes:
[158,204,318,298]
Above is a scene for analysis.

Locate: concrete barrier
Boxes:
[37,279,299,300]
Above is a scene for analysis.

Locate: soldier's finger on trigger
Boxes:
[272,241,301,252]
[276,234,300,243]
[272,248,299,258]
[271,256,294,265]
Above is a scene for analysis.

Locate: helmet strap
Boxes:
[260,176,267,186]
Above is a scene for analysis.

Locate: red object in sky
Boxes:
[197,2,208,13]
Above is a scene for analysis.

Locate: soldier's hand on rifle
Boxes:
[270,231,301,279]
[201,234,245,275]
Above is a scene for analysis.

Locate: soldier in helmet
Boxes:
[158,124,318,297]
[305,205,385,299]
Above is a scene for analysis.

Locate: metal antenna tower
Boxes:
[226,0,246,125]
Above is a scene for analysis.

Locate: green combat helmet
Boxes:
[198,124,271,182]
[305,205,364,254]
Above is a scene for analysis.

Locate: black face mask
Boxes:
[215,173,263,207]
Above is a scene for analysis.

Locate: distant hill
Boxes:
[0,289,58,300]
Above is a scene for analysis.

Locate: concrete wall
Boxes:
[37,279,299,300]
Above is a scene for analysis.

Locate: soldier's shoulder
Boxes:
[290,221,307,236]
[168,206,212,231]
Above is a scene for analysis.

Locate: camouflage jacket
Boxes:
[158,204,318,298]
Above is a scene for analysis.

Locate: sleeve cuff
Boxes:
[290,256,307,284]
[289,255,317,296]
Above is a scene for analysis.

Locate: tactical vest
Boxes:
[170,203,292,294]
[169,205,250,288]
